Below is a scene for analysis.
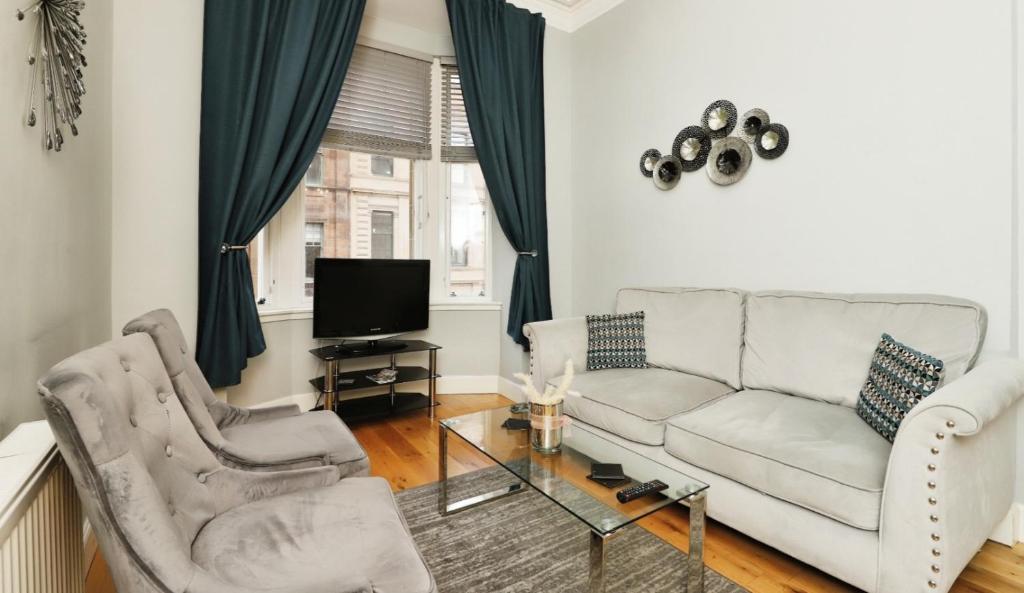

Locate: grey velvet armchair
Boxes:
[123,309,369,476]
[39,333,436,593]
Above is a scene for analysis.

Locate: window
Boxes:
[370,155,394,177]
[370,211,395,258]
[447,163,488,297]
[306,153,324,186]
[251,48,493,311]
[304,223,323,298]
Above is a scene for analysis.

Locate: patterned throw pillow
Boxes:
[586,312,648,371]
[856,333,945,442]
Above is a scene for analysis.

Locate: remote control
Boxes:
[616,480,668,503]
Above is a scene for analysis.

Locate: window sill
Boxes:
[258,301,502,323]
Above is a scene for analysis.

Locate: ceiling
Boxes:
[362,0,623,34]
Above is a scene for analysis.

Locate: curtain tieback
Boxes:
[219,243,247,255]
[517,250,538,257]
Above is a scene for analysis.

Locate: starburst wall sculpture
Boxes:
[16,0,87,152]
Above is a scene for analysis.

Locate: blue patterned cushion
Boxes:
[856,333,945,442]
[586,312,648,371]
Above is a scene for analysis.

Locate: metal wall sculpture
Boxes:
[16,0,87,152]
[641,99,789,190]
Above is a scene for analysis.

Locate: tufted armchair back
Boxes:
[40,332,342,593]
[122,309,241,447]
[39,333,224,589]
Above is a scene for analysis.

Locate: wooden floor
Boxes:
[86,394,1024,593]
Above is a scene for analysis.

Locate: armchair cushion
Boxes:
[664,390,892,530]
[556,368,734,445]
[192,476,435,593]
[219,410,369,475]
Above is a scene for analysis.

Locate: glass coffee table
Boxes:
[438,407,709,593]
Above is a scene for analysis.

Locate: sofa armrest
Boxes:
[877,359,1024,593]
[523,317,588,392]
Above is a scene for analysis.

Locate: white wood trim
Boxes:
[498,376,525,402]
[250,374,505,411]
[508,0,627,33]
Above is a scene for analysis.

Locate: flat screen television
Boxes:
[313,258,430,350]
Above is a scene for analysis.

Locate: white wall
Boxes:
[110,0,203,345]
[225,309,500,407]
[0,2,113,440]
[570,0,1020,497]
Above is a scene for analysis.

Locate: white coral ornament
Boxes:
[514,359,575,406]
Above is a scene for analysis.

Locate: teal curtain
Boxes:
[446,0,552,348]
[197,0,365,387]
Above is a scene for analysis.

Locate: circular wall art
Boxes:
[738,108,769,144]
[701,99,737,139]
[639,148,662,178]
[652,155,683,190]
[671,126,711,172]
[755,123,789,159]
[706,137,752,186]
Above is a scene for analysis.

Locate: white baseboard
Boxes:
[989,502,1024,545]
[498,376,525,402]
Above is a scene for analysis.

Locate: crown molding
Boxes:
[508,0,627,33]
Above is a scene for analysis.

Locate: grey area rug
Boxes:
[394,466,748,593]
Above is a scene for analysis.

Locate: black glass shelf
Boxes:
[309,365,440,394]
[310,339,441,362]
[312,392,436,424]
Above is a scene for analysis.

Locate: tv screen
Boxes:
[313,258,430,339]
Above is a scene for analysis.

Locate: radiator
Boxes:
[0,425,84,593]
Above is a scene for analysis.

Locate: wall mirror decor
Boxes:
[671,126,711,172]
[639,148,662,178]
[755,123,789,159]
[652,155,683,190]
[17,0,87,152]
[739,108,769,143]
[701,100,737,139]
[706,138,751,186]
[638,99,788,190]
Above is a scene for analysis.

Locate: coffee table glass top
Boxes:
[440,407,708,535]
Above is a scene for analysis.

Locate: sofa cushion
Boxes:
[742,291,986,407]
[556,368,735,445]
[585,312,648,370]
[856,334,945,442]
[616,287,744,389]
[664,390,892,530]
[192,476,434,593]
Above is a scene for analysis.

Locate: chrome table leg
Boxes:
[428,349,437,418]
[589,531,608,593]
[437,422,524,516]
[687,491,707,593]
[438,423,448,515]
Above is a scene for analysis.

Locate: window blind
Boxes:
[441,64,476,162]
[323,45,432,160]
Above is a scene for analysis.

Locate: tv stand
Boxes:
[334,340,408,356]
[309,339,441,422]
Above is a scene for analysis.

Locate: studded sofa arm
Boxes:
[523,317,589,393]
[877,359,1024,593]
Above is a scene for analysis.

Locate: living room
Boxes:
[1,1,1022,592]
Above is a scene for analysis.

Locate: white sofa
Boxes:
[523,288,1024,593]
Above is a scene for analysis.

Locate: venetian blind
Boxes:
[323,45,432,160]
[441,64,476,162]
